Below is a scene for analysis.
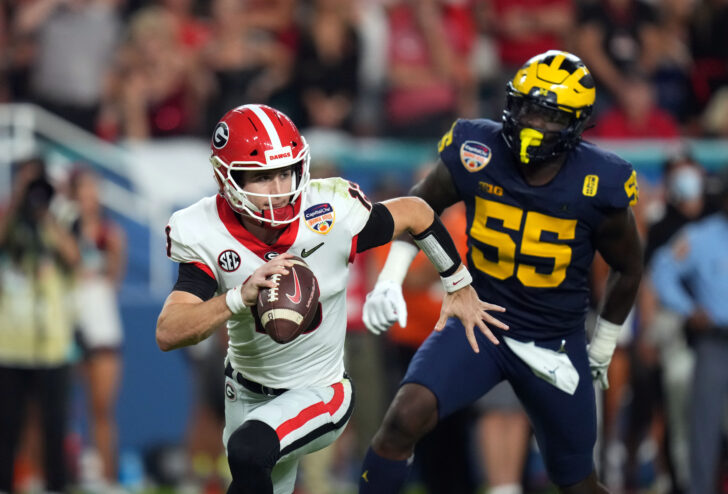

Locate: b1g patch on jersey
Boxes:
[304,203,335,234]
[460,141,492,172]
[582,174,599,197]
[218,249,241,272]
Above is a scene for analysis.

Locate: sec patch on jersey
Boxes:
[256,257,320,344]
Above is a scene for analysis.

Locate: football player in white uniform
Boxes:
[155,104,508,494]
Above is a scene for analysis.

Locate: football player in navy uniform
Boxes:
[359,51,643,494]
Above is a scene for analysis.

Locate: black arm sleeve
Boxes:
[173,263,218,301]
[356,202,395,253]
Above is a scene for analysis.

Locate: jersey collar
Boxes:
[216,194,301,260]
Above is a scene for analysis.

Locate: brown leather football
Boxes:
[256,256,320,344]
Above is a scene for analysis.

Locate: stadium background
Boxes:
[1,0,728,492]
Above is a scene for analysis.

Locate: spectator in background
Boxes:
[644,154,706,264]
[156,0,210,56]
[349,0,388,136]
[67,166,126,489]
[638,154,706,492]
[245,0,299,52]
[650,168,728,494]
[590,73,680,138]
[183,331,228,492]
[0,157,80,493]
[688,0,728,132]
[651,0,693,122]
[576,0,662,116]
[483,0,572,68]
[384,0,477,138]
[202,0,292,134]
[477,0,573,114]
[13,0,122,133]
[104,5,211,140]
[701,87,728,137]
[244,0,299,114]
[292,0,361,132]
[0,5,12,103]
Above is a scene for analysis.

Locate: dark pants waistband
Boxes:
[224,362,288,396]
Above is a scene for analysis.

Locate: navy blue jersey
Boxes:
[438,119,638,339]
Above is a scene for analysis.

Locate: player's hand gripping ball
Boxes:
[257,257,320,344]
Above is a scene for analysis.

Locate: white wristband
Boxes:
[378,240,419,285]
[441,267,473,293]
[225,285,247,315]
[588,316,623,363]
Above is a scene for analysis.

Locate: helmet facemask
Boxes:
[502,86,591,165]
[211,146,311,229]
[501,50,595,166]
[209,104,312,230]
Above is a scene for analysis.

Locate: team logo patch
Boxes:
[264,251,279,261]
[213,122,229,149]
[304,203,335,234]
[460,141,491,172]
[218,249,241,272]
[582,174,599,197]
[225,382,237,401]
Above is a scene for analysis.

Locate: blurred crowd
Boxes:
[1,0,728,141]
[2,1,728,494]
[0,158,126,493]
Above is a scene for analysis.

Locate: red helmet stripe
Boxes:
[246,104,283,148]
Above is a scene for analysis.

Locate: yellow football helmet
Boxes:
[502,50,596,165]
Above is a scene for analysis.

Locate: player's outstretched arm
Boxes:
[381,196,508,353]
[589,207,644,388]
[156,254,294,351]
[362,161,461,334]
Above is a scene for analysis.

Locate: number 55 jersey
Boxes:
[439,119,638,340]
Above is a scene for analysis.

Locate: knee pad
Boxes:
[227,420,281,474]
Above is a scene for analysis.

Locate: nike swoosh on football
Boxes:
[301,242,324,258]
[286,267,302,304]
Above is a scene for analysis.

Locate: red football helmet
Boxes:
[210,104,311,227]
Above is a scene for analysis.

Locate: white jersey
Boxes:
[166,177,372,389]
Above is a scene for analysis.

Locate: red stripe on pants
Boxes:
[276,382,345,440]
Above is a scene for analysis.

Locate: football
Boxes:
[256,256,320,344]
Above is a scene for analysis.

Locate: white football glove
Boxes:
[587,316,623,390]
[362,280,407,335]
[587,351,611,390]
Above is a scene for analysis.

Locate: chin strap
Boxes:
[261,204,296,229]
